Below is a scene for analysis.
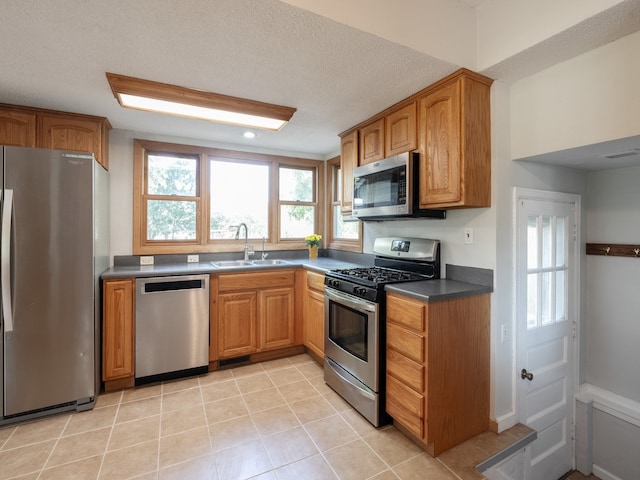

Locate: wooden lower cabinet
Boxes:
[102,279,134,382]
[302,270,325,360]
[215,269,296,359]
[385,291,490,456]
[218,291,258,358]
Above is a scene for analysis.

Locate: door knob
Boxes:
[521,368,534,381]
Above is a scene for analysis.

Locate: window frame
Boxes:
[133,139,324,255]
[325,155,362,252]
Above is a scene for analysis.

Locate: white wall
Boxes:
[511,29,640,160]
[586,166,640,403]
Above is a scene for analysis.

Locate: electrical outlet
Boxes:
[187,255,199,263]
[140,256,154,265]
[464,228,474,245]
[501,324,508,343]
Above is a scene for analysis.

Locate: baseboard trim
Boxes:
[593,464,625,480]
[576,383,640,428]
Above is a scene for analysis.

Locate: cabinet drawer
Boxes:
[218,269,295,291]
[387,323,424,364]
[387,294,426,331]
[386,374,424,439]
[387,348,424,392]
[306,271,325,292]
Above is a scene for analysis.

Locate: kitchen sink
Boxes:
[210,260,255,268]
[210,259,291,268]
[250,259,291,265]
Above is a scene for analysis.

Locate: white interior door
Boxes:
[516,190,579,480]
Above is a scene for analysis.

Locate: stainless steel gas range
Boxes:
[323,237,440,426]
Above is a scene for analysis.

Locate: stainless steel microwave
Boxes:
[352,152,445,220]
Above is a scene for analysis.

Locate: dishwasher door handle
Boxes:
[140,278,205,294]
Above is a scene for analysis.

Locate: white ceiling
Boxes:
[1,0,638,167]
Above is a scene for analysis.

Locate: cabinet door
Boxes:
[103,279,134,381]
[218,292,257,357]
[385,103,416,157]
[418,80,461,207]
[359,118,384,165]
[303,288,325,358]
[38,114,103,164]
[0,109,37,147]
[340,130,358,213]
[259,287,295,350]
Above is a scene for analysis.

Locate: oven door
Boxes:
[324,286,379,390]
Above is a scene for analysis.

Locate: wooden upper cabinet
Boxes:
[359,118,385,165]
[39,114,109,169]
[385,102,417,157]
[0,104,110,170]
[340,130,358,214]
[0,109,37,147]
[418,71,491,208]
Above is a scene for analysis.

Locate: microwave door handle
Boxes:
[1,189,14,332]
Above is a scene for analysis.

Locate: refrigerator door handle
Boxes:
[2,189,14,332]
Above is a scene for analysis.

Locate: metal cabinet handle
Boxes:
[521,368,534,381]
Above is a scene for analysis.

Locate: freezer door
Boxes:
[2,146,95,417]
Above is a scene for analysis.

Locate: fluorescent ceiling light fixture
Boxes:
[106,73,296,131]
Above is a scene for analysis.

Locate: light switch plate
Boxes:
[464,228,474,245]
[140,256,154,265]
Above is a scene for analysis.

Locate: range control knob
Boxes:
[353,286,368,296]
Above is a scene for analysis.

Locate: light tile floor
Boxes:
[0,354,490,480]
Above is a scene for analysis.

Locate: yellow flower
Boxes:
[304,234,322,247]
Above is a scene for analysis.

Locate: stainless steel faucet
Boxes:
[234,223,251,260]
[261,237,268,260]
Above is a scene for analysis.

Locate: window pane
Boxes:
[148,155,197,196]
[527,273,538,329]
[334,205,359,239]
[527,215,538,269]
[279,167,313,202]
[556,270,566,322]
[556,216,566,267]
[147,200,196,240]
[541,215,553,268]
[280,205,314,238]
[541,272,553,326]
[210,160,269,239]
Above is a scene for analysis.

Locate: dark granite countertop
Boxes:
[385,278,493,302]
[101,257,362,280]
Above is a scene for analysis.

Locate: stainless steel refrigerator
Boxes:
[0,146,109,425]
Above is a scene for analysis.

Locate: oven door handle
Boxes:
[324,288,377,314]
[326,357,376,401]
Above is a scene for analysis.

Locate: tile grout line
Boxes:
[34,413,73,479]
[96,389,123,480]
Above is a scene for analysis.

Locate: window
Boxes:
[133,140,323,254]
[526,213,569,329]
[326,156,361,252]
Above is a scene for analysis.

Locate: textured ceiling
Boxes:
[0,0,455,158]
[0,0,638,167]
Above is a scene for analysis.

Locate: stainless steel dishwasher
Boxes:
[135,274,209,382]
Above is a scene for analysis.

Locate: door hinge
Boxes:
[572,320,577,339]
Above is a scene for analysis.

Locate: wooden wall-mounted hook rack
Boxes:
[586,243,640,258]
